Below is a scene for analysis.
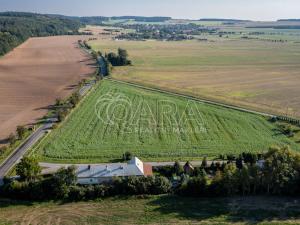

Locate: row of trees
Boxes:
[2,145,300,202]
[54,90,81,123]
[1,158,171,201]
[78,40,92,50]
[154,152,261,178]
[176,146,300,196]
[0,125,30,157]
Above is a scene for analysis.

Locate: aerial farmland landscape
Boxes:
[1,1,300,224]
[0,36,94,142]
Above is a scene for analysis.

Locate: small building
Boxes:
[76,157,153,185]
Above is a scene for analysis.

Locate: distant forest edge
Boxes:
[247,25,300,29]
[0,12,82,56]
[278,19,300,22]
[1,11,300,56]
[0,12,173,56]
[198,18,251,22]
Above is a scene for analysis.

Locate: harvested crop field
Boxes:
[90,39,300,118]
[0,36,95,143]
[35,79,299,163]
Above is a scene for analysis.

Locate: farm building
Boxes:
[76,157,153,184]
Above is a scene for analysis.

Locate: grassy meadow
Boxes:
[89,38,300,118]
[34,79,298,163]
[1,196,300,225]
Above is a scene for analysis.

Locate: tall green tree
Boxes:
[50,166,77,199]
[222,163,238,195]
[263,146,299,195]
[237,165,250,195]
[173,161,184,175]
[16,157,41,182]
[248,164,261,194]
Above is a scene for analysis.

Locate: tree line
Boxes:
[174,146,300,196]
[1,146,300,202]
[0,158,170,201]
[0,12,81,56]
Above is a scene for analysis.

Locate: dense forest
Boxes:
[0,12,81,56]
[77,16,110,25]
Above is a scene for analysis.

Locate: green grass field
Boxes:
[1,196,300,225]
[89,38,300,118]
[34,79,298,163]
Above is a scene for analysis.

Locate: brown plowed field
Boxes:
[0,36,95,143]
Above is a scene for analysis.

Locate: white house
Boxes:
[76,157,153,185]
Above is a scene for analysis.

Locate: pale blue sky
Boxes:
[0,0,299,21]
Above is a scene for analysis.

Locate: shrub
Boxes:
[280,124,294,137]
[16,126,26,140]
[8,133,17,145]
[173,161,184,176]
[153,166,174,177]
[69,92,80,108]
[176,175,208,196]
[68,185,86,201]
[112,176,171,195]
[55,98,64,106]
[0,146,8,156]
[123,151,133,161]
[201,157,208,168]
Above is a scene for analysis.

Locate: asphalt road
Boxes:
[0,118,56,179]
[0,47,281,185]
[0,46,96,185]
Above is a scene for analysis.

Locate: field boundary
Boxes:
[0,70,98,179]
[107,78,300,125]
[107,78,274,117]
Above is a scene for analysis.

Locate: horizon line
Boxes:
[1,10,299,22]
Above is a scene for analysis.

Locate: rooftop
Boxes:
[76,157,151,178]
